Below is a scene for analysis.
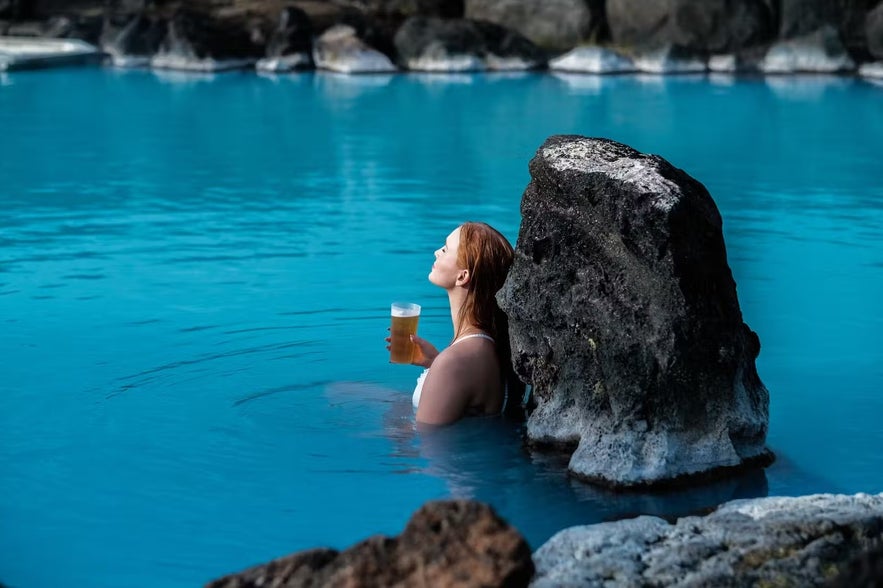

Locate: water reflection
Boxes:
[409,418,770,547]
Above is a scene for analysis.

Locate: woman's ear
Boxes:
[455,269,471,287]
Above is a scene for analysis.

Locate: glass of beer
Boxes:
[389,302,421,364]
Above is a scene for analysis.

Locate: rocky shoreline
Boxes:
[1,1,882,79]
[207,494,883,587]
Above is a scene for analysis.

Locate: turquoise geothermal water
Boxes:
[1,68,881,587]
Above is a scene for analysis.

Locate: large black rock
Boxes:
[498,136,772,489]
[606,0,775,53]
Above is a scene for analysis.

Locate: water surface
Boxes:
[1,69,881,587]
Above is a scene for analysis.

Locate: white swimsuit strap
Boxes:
[451,333,495,345]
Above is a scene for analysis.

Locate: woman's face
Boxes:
[428,227,464,289]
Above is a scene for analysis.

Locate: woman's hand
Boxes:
[410,334,439,368]
[386,330,438,368]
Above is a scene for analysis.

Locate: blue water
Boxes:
[1,68,881,587]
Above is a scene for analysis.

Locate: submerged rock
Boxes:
[761,25,856,73]
[206,500,534,587]
[497,135,771,489]
[394,16,545,72]
[312,24,397,74]
[531,493,883,588]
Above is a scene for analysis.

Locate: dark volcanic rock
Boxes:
[607,0,775,53]
[868,2,883,60]
[256,6,314,72]
[265,7,312,58]
[533,493,883,587]
[779,0,840,38]
[100,13,166,63]
[207,500,534,588]
[464,0,605,51]
[827,540,883,588]
[151,8,263,70]
[497,136,771,489]
[394,16,545,71]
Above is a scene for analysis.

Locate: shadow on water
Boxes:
[328,384,776,548]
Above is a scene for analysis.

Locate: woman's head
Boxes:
[429,222,515,338]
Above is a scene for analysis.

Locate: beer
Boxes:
[390,302,421,364]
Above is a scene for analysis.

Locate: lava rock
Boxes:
[867,2,883,60]
[312,24,397,73]
[256,6,313,72]
[150,8,263,72]
[394,16,545,71]
[607,0,775,54]
[497,135,771,489]
[532,493,883,588]
[207,500,535,588]
[464,0,604,52]
[761,25,856,73]
[100,13,166,66]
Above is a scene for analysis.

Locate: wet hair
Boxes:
[456,221,527,419]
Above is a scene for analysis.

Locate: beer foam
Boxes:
[391,303,421,317]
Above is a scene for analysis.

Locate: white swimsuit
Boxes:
[412,333,508,414]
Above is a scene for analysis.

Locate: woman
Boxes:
[399,221,524,425]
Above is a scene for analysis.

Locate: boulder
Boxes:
[312,24,397,73]
[0,0,17,19]
[779,0,841,38]
[859,60,883,78]
[531,493,883,587]
[868,2,883,60]
[256,6,313,73]
[632,44,707,73]
[206,500,535,588]
[367,0,465,19]
[761,25,856,73]
[464,0,604,52]
[548,46,637,74]
[827,541,883,587]
[100,14,166,67]
[607,0,775,54]
[393,16,545,72]
[150,8,263,72]
[497,136,771,489]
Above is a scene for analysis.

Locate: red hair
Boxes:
[455,222,514,340]
[456,222,526,417]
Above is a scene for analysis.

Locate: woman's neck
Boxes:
[447,287,476,339]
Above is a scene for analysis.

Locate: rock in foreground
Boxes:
[532,493,883,587]
[498,135,771,489]
[206,500,534,587]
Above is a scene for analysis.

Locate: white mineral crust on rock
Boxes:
[532,493,883,588]
[541,138,680,211]
[150,54,255,72]
[256,53,311,73]
[708,54,737,73]
[405,53,484,72]
[549,47,637,74]
[859,61,883,78]
[633,48,706,74]
[313,25,397,74]
[761,27,856,73]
